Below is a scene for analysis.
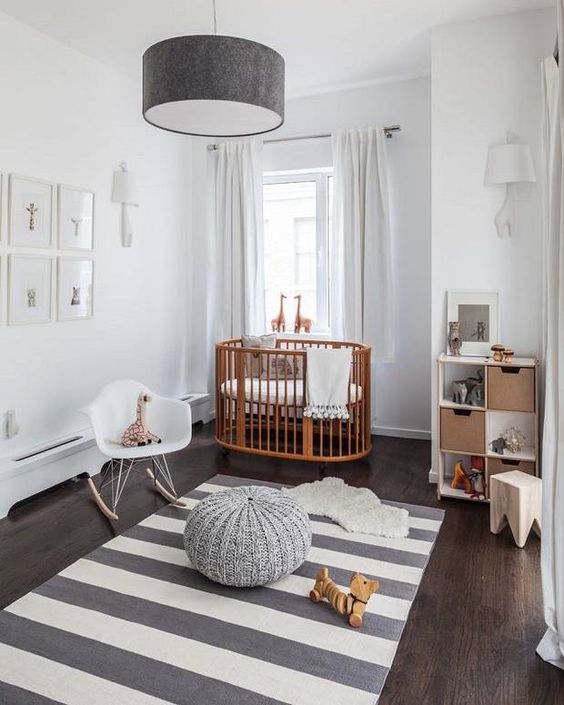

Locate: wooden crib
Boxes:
[215,338,372,462]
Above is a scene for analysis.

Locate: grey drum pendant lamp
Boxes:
[142,0,285,137]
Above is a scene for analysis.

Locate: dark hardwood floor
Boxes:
[0,423,562,705]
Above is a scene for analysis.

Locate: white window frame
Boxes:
[263,169,332,333]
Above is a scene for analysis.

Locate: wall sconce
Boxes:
[484,132,536,238]
[111,162,138,247]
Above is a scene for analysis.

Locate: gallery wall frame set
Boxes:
[5,174,94,250]
[6,255,94,325]
[0,172,95,325]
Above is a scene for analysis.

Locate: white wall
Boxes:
[0,10,191,455]
[430,9,554,474]
[189,77,432,437]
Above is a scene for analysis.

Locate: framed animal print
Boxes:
[58,184,94,250]
[8,174,54,248]
[8,255,53,325]
[446,291,499,357]
[57,257,93,321]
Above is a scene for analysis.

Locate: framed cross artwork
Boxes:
[58,184,94,250]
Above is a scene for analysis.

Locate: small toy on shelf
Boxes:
[452,381,468,404]
[489,437,507,455]
[491,344,505,362]
[502,348,514,363]
[448,321,462,356]
[310,567,379,628]
[502,426,527,454]
[451,458,486,499]
[465,370,484,406]
[451,460,473,493]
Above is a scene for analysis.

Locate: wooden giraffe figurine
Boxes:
[294,294,313,333]
[121,392,162,447]
[310,567,379,628]
[271,293,287,332]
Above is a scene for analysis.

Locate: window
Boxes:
[263,171,332,333]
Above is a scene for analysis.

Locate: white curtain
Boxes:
[331,127,394,362]
[215,140,265,338]
[538,15,564,670]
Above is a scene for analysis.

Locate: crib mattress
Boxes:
[220,379,362,406]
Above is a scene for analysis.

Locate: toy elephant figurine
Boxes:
[490,437,506,455]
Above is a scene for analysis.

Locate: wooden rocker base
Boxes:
[146,468,187,507]
[87,477,119,521]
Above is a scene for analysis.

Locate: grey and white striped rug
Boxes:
[0,474,444,705]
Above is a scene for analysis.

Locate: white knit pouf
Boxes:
[184,485,312,587]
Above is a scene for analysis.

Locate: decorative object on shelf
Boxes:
[502,426,527,454]
[502,348,514,363]
[465,370,484,406]
[184,485,312,587]
[271,292,287,332]
[8,255,52,325]
[57,258,93,321]
[58,184,94,250]
[111,162,138,247]
[451,460,473,493]
[447,291,499,356]
[294,294,313,333]
[452,380,467,404]
[120,392,162,448]
[491,343,505,362]
[142,0,284,137]
[490,437,507,455]
[8,174,54,248]
[448,321,462,356]
[310,567,379,629]
[484,131,536,238]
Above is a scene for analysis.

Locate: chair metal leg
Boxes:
[146,454,186,507]
[87,457,134,521]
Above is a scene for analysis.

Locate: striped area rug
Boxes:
[0,474,444,705]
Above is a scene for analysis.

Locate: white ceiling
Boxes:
[0,0,552,97]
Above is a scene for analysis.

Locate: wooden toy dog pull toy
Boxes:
[310,567,379,628]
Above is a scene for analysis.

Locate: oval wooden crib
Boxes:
[215,338,372,462]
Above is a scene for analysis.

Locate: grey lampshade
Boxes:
[143,35,285,137]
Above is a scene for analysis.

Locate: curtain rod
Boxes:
[207,125,401,151]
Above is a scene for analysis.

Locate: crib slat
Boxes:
[266,352,271,452]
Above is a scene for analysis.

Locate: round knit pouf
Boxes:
[184,485,312,587]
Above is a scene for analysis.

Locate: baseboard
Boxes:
[428,468,438,484]
[371,425,431,441]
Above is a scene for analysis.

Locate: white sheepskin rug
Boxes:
[283,476,409,539]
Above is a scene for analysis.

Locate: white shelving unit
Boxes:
[437,353,539,503]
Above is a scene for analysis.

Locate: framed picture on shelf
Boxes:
[8,174,54,248]
[57,257,93,321]
[58,185,94,250]
[446,290,499,357]
[8,255,53,325]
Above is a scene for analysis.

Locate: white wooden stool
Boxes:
[490,470,542,548]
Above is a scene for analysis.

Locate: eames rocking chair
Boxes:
[82,379,192,520]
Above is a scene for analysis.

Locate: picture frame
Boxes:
[446,290,499,357]
[8,174,54,248]
[58,184,94,250]
[8,255,53,325]
[57,257,94,321]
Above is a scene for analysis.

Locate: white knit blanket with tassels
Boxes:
[283,476,409,539]
[303,347,352,420]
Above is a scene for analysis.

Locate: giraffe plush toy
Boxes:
[310,567,379,628]
[121,392,161,448]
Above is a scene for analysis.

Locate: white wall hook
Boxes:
[111,162,139,247]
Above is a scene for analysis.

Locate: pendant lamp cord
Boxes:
[213,0,217,34]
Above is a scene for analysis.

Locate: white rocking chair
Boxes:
[82,379,192,520]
